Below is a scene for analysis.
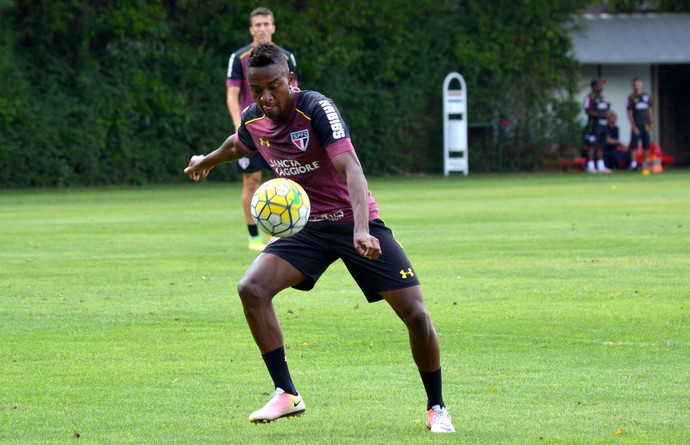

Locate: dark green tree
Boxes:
[11,0,684,185]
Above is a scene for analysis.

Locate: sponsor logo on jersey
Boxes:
[259,137,271,147]
[290,130,309,151]
[268,159,320,177]
[318,99,346,139]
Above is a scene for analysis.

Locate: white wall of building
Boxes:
[578,64,652,147]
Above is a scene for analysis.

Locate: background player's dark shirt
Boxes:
[627,92,652,125]
[605,126,619,151]
[584,93,609,132]
[236,89,379,222]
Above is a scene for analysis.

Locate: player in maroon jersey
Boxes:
[226,7,298,251]
[626,77,654,172]
[583,78,612,173]
[186,42,455,433]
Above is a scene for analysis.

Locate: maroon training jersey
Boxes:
[627,92,653,125]
[583,92,609,131]
[235,89,379,223]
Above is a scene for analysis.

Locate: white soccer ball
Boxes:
[250,178,311,237]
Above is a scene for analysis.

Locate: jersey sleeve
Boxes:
[226,51,242,88]
[306,93,354,157]
[583,96,591,112]
[287,52,298,85]
[626,95,634,111]
[236,106,259,153]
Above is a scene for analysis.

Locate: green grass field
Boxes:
[1,172,688,444]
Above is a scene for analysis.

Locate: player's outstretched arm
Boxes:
[184,134,245,181]
[331,150,381,260]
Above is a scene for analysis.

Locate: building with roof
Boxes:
[570,13,690,165]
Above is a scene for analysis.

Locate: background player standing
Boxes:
[226,7,298,251]
[583,78,612,174]
[186,42,455,433]
[626,77,654,172]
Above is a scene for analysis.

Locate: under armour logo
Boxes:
[400,268,415,279]
[260,137,270,147]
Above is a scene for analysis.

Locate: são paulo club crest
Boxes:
[290,130,309,151]
[238,156,250,169]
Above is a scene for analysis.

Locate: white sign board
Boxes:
[443,72,468,176]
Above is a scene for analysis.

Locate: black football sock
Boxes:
[419,368,445,410]
[248,224,260,237]
[262,346,297,396]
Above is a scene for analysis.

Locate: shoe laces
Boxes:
[263,387,289,406]
[429,405,452,427]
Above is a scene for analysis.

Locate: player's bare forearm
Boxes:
[208,134,245,164]
[332,152,369,230]
[586,109,606,119]
[332,150,381,259]
[347,170,371,234]
[184,134,245,181]
[226,86,242,130]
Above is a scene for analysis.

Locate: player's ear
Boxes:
[288,72,295,85]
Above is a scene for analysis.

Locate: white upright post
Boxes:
[443,72,468,176]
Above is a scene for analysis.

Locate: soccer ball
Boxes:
[250,178,311,237]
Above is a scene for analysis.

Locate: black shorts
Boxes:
[630,123,651,150]
[584,125,607,146]
[236,152,269,174]
[262,219,420,303]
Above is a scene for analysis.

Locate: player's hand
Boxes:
[184,155,211,182]
[632,126,640,136]
[354,231,381,260]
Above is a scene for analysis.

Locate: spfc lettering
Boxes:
[290,130,309,151]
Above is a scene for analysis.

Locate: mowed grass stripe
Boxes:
[1,172,688,444]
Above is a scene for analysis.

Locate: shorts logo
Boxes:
[399,268,415,279]
[238,157,250,169]
[290,130,309,151]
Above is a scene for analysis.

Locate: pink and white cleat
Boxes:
[426,405,456,433]
[248,388,305,423]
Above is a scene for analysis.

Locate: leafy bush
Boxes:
[4,0,658,186]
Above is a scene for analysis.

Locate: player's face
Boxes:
[247,64,295,121]
[249,14,275,44]
[633,79,643,94]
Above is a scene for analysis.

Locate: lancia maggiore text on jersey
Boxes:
[269,159,321,176]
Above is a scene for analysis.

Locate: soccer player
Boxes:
[226,7,298,251]
[583,78,612,174]
[185,42,455,433]
[603,112,631,170]
[626,77,654,172]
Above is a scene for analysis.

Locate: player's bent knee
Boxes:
[405,304,431,329]
[237,277,272,305]
[243,172,262,190]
